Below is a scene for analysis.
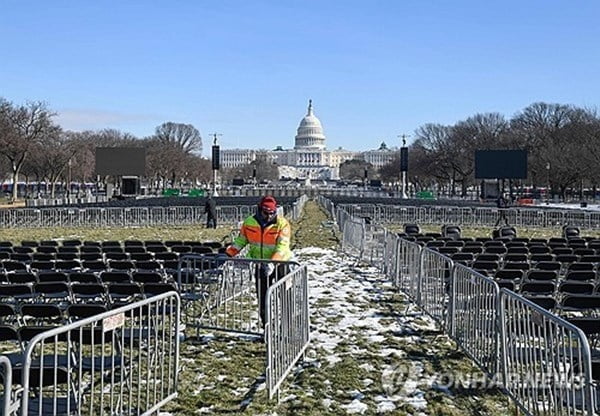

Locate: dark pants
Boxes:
[256,263,289,326]
[495,209,509,227]
[206,216,217,228]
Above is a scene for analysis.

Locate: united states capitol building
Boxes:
[220,100,397,180]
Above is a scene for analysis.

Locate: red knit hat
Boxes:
[259,196,277,213]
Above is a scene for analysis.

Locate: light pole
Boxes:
[398,134,409,198]
[67,158,72,200]
[546,162,550,205]
[211,133,222,197]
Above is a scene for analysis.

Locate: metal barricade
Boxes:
[341,216,365,259]
[19,291,180,416]
[123,207,150,227]
[564,211,590,229]
[382,232,400,277]
[177,255,301,338]
[0,355,13,416]
[396,239,421,301]
[518,209,547,228]
[473,207,497,226]
[450,264,500,376]
[363,224,387,267]
[265,264,310,400]
[545,210,565,228]
[499,289,595,416]
[418,248,453,329]
[218,206,241,224]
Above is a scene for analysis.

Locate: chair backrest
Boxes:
[100,271,131,284]
[37,272,69,283]
[530,254,555,263]
[525,269,557,281]
[559,282,594,295]
[563,225,581,240]
[441,224,461,240]
[565,270,596,282]
[403,223,421,236]
[503,261,530,271]
[561,294,600,311]
[494,269,524,281]
[132,271,162,284]
[525,296,556,311]
[529,245,550,254]
[567,262,594,272]
[520,281,555,295]
[506,246,529,255]
[495,226,517,240]
[534,261,561,271]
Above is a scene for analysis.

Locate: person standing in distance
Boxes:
[225,195,292,325]
[204,195,217,228]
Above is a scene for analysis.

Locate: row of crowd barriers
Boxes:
[340,204,600,230]
[329,200,598,416]
[1,292,181,416]
[0,198,306,229]
[288,194,309,222]
[175,255,310,401]
[0,205,261,228]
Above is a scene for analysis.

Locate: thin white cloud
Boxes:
[55,108,157,132]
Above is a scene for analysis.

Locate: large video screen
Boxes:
[95,147,146,176]
[474,150,527,179]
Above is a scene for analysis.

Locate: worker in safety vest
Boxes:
[225,195,292,325]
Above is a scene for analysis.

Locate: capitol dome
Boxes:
[294,100,326,150]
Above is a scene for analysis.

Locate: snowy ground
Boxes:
[265,247,509,415]
[166,244,510,415]
[545,202,600,211]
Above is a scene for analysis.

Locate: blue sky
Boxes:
[1,1,599,157]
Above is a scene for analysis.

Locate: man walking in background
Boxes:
[495,193,510,227]
[225,195,292,325]
[205,195,217,228]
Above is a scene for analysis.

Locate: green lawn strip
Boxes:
[0,225,232,245]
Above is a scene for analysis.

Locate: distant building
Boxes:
[220,100,397,179]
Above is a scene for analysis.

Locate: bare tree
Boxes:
[412,124,454,192]
[24,131,78,198]
[339,159,372,182]
[510,103,593,198]
[228,152,279,183]
[154,122,202,155]
[0,99,59,201]
[450,113,509,196]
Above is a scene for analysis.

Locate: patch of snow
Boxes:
[359,363,375,372]
[341,399,368,414]
[376,401,396,413]
[325,354,342,365]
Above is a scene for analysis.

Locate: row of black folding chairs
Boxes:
[0,257,203,275]
[0,280,178,309]
[434,243,600,257]
[0,239,224,249]
[0,244,218,256]
[405,232,600,247]
[447,250,600,264]
[453,254,599,274]
[0,249,225,266]
[495,277,600,299]
[0,270,172,286]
